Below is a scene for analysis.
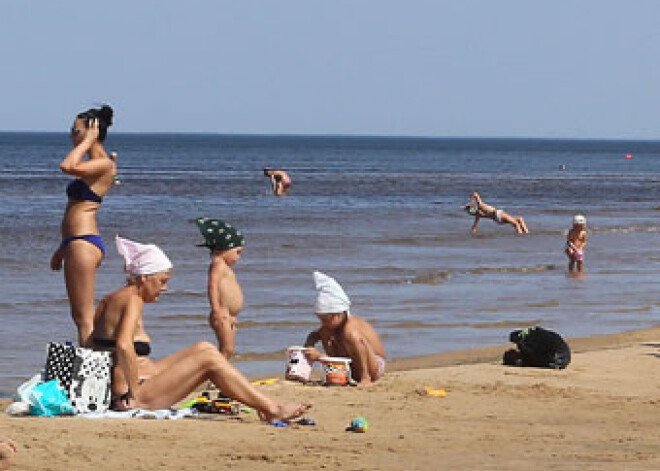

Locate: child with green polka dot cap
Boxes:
[194,218,246,359]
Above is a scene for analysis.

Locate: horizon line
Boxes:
[1,130,660,144]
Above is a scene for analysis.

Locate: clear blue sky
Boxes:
[1,1,659,138]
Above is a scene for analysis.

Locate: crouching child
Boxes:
[303,271,386,387]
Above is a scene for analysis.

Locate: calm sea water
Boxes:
[2,132,660,396]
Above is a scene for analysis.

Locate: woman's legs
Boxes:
[63,241,102,347]
[137,342,309,421]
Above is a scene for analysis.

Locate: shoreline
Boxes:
[4,324,659,397]
[240,323,660,382]
[385,323,660,372]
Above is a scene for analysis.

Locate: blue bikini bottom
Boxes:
[60,234,106,256]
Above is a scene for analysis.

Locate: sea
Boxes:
[2,132,660,396]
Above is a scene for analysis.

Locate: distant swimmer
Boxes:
[565,214,588,273]
[465,191,529,235]
[264,168,291,196]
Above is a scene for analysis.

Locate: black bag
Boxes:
[504,327,571,369]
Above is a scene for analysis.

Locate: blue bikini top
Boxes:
[66,179,103,203]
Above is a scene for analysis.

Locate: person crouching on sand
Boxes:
[303,271,386,388]
[565,214,588,273]
[465,191,529,234]
[194,218,245,359]
[91,235,309,422]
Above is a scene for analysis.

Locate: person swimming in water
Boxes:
[465,192,529,235]
[264,168,291,196]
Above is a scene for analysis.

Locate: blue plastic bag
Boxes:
[29,379,76,417]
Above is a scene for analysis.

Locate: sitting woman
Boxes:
[465,191,529,234]
[92,235,309,422]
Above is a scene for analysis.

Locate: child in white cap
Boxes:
[303,271,386,387]
[565,214,588,273]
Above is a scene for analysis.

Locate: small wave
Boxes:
[157,313,207,322]
[600,306,652,314]
[234,349,287,362]
[590,225,660,235]
[409,264,559,284]
[387,320,542,329]
[255,302,312,310]
[526,300,560,308]
[167,289,205,298]
[239,320,317,329]
[467,264,559,275]
[409,272,451,285]
[155,316,316,328]
[0,298,70,309]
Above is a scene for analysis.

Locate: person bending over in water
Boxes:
[303,271,386,388]
[465,191,529,234]
[565,214,588,273]
[264,168,291,196]
[92,236,309,423]
[51,105,118,346]
[194,218,245,359]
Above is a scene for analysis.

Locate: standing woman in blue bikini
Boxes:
[50,105,117,346]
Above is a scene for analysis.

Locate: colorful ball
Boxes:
[350,416,369,432]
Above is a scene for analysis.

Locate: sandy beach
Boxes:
[2,326,660,471]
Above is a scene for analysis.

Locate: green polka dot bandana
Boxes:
[194,217,245,252]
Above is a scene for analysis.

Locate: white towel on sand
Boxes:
[79,408,197,420]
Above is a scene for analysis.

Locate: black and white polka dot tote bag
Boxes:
[44,342,112,414]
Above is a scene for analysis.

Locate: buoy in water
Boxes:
[625,154,633,160]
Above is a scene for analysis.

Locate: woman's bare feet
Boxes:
[0,439,17,471]
[258,403,311,423]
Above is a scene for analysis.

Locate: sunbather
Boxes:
[92,235,309,422]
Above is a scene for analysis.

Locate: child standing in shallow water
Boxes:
[565,214,588,273]
[195,218,245,359]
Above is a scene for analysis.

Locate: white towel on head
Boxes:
[314,271,351,315]
[115,235,173,276]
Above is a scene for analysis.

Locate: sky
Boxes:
[1,1,659,139]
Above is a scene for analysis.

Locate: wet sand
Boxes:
[3,326,660,471]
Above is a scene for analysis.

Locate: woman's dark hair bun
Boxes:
[98,105,113,127]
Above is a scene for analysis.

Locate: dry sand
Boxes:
[3,326,660,471]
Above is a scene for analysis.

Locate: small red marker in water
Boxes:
[625,153,633,160]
